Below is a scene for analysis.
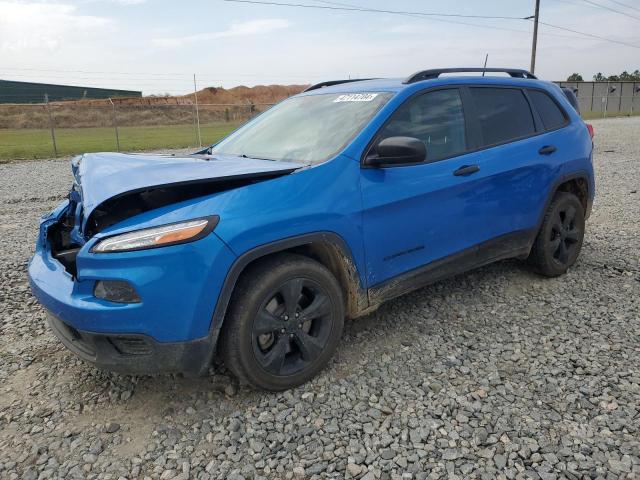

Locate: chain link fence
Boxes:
[0,102,274,159]
[2,80,640,160]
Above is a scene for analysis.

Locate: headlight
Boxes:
[92,216,218,253]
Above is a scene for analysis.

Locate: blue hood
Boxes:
[71,152,304,232]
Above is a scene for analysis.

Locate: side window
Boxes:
[378,89,466,162]
[469,87,535,147]
[527,89,567,130]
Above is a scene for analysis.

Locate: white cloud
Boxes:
[153,18,291,48]
[0,1,110,52]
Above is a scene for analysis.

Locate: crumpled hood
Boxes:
[71,152,304,231]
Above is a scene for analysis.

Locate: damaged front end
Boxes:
[43,152,303,278]
[84,174,283,238]
[29,151,303,374]
[45,188,84,277]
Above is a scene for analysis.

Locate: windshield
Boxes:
[211,92,392,165]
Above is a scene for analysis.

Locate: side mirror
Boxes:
[364,136,426,167]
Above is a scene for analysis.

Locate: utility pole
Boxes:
[193,73,202,147]
[530,0,540,74]
[44,94,58,158]
[108,98,120,152]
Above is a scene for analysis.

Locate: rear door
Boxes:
[464,86,564,240]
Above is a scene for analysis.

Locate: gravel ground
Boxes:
[0,118,638,480]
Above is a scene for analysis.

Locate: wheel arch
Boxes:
[538,171,592,230]
[556,175,589,213]
[207,232,368,357]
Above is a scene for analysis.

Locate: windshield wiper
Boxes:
[238,154,276,161]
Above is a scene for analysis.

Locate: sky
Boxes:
[1,0,639,95]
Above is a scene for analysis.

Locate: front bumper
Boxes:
[28,201,237,374]
[47,312,212,375]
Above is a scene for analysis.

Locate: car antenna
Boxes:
[482,54,488,77]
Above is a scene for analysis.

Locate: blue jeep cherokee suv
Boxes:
[29,68,595,390]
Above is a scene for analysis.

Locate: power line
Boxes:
[604,0,640,14]
[578,0,640,21]
[550,0,640,15]
[550,0,597,8]
[312,0,587,40]
[1,74,194,83]
[226,0,640,49]
[1,67,313,79]
[314,0,596,38]
[0,74,312,84]
[222,0,529,20]
[312,0,640,74]
[311,0,538,36]
[534,19,640,48]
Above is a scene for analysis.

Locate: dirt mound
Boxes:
[0,84,309,129]
[34,84,308,107]
[184,84,308,105]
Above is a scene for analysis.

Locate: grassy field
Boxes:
[0,122,240,160]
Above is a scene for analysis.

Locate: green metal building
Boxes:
[0,80,141,104]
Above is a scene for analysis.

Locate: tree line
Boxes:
[566,70,640,82]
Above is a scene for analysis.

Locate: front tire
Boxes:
[220,253,344,391]
[528,192,585,277]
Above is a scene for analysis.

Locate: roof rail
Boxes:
[303,78,375,92]
[404,68,537,84]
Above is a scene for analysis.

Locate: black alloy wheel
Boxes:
[252,277,333,376]
[529,192,585,277]
[547,203,581,266]
[220,253,344,390]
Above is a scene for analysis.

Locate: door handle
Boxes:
[538,145,557,155]
[453,164,480,176]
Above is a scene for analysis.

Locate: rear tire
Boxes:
[219,253,344,391]
[528,192,585,277]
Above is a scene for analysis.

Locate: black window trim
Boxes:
[360,83,573,168]
[361,86,476,168]
[524,87,570,133]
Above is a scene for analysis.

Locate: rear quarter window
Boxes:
[527,89,567,130]
[469,87,535,147]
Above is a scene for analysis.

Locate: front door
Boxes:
[360,87,498,287]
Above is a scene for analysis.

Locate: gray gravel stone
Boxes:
[494,454,507,469]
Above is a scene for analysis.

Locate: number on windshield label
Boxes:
[334,93,379,102]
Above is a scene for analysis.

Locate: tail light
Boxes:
[586,123,594,139]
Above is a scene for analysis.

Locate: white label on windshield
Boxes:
[333,93,378,102]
